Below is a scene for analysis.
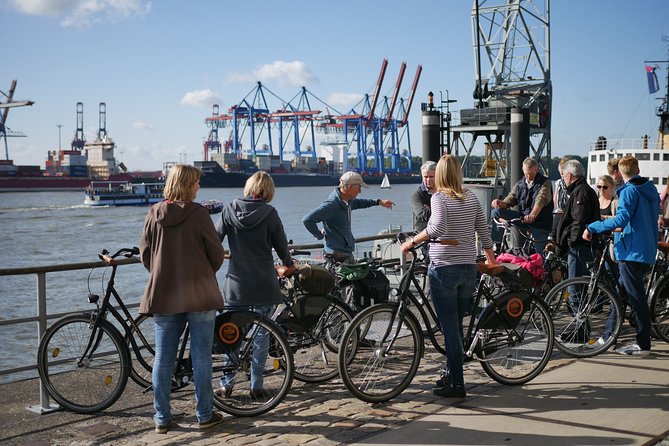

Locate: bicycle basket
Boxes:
[297,264,335,295]
[477,289,532,330]
[275,295,333,333]
[336,262,370,281]
[213,311,256,354]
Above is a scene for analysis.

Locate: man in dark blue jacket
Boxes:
[490,157,554,254]
[303,171,394,263]
[584,156,661,356]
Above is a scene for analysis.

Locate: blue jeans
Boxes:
[153,311,216,426]
[490,208,550,254]
[619,261,652,350]
[220,305,274,391]
[567,244,592,280]
[428,264,477,388]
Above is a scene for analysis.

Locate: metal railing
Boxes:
[0,232,402,413]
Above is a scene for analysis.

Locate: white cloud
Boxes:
[8,0,151,27]
[326,92,364,110]
[251,61,317,87]
[133,121,152,130]
[179,89,220,108]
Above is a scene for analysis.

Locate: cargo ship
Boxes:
[0,135,162,192]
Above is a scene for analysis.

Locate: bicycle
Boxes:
[493,217,567,296]
[37,247,294,417]
[645,224,669,343]
[336,234,555,403]
[272,250,355,383]
[545,231,669,357]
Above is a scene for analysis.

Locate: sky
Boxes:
[1,0,668,172]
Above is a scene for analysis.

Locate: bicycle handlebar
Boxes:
[99,247,139,265]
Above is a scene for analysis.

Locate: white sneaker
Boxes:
[614,343,650,356]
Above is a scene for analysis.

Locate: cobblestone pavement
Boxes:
[0,351,573,446]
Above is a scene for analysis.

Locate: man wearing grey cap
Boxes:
[303,171,394,263]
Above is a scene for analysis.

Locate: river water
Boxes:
[0,184,416,382]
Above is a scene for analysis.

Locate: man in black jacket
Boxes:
[555,159,599,279]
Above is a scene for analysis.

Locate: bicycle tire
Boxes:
[212,312,293,417]
[544,277,622,357]
[338,303,423,403]
[126,315,154,389]
[37,314,130,414]
[289,299,354,383]
[479,294,554,385]
[650,277,669,343]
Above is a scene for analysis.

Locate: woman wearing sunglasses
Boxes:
[597,174,617,220]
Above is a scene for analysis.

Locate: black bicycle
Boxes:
[37,247,294,416]
[337,234,555,403]
[273,251,355,383]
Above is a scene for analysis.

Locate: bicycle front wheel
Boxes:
[338,304,423,403]
[479,294,554,385]
[545,277,622,357]
[290,299,353,383]
[212,312,294,417]
[37,314,130,414]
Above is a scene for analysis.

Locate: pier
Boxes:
[1,234,668,445]
[1,338,668,445]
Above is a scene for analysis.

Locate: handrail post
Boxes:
[27,272,59,413]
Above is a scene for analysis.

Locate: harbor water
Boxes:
[0,184,416,383]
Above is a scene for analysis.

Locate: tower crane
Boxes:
[0,80,34,160]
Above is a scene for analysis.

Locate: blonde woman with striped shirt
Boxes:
[401,154,496,399]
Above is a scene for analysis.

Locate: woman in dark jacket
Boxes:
[140,164,225,433]
[215,171,295,396]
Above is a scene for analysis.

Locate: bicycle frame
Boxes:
[81,261,156,377]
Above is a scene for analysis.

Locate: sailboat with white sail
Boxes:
[380,174,391,189]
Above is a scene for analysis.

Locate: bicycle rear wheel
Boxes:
[545,277,622,357]
[288,299,353,383]
[37,314,130,414]
[212,311,293,417]
[479,294,554,385]
[650,278,669,343]
[126,315,154,389]
[338,304,423,403]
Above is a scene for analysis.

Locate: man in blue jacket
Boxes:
[303,171,394,263]
[583,156,660,356]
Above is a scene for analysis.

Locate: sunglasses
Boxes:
[597,185,609,190]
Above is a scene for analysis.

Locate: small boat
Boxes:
[380,174,391,189]
[200,199,224,214]
[84,181,164,207]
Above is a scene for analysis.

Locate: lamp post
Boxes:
[439,91,457,154]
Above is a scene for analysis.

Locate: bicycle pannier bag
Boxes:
[298,264,335,295]
[477,289,532,330]
[351,269,390,308]
[275,295,333,333]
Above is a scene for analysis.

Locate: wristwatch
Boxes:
[410,237,416,246]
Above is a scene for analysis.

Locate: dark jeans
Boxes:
[618,261,652,350]
[566,244,593,315]
[490,208,550,254]
[428,263,477,388]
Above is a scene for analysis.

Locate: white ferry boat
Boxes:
[84,181,164,207]
[586,137,668,195]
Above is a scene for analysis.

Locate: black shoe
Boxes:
[435,373,450,388]
[432,385,466,398]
